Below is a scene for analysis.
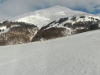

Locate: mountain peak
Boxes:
[13,6,88,29]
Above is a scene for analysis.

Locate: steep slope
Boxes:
[14,6,87,29]
[0,30,100,75]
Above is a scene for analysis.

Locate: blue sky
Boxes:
[0,0,100,21]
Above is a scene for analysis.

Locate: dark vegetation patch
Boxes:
[32,27,67,42]
[0,21,38,45]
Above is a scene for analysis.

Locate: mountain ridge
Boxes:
[12,6,88,29]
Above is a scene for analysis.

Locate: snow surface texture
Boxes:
[14,6,87,29]
[0,30,100,75]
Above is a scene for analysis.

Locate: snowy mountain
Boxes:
[1,5,100,75]
[0,6,99,45]
[14,6,87,29]
[32,15,100,41]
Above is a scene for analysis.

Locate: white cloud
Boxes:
[0,0,100,21]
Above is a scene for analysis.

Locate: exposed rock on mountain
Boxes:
[0,21,38,45]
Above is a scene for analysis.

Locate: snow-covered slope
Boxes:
[1,30,100,75]
[14,6,87,29]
